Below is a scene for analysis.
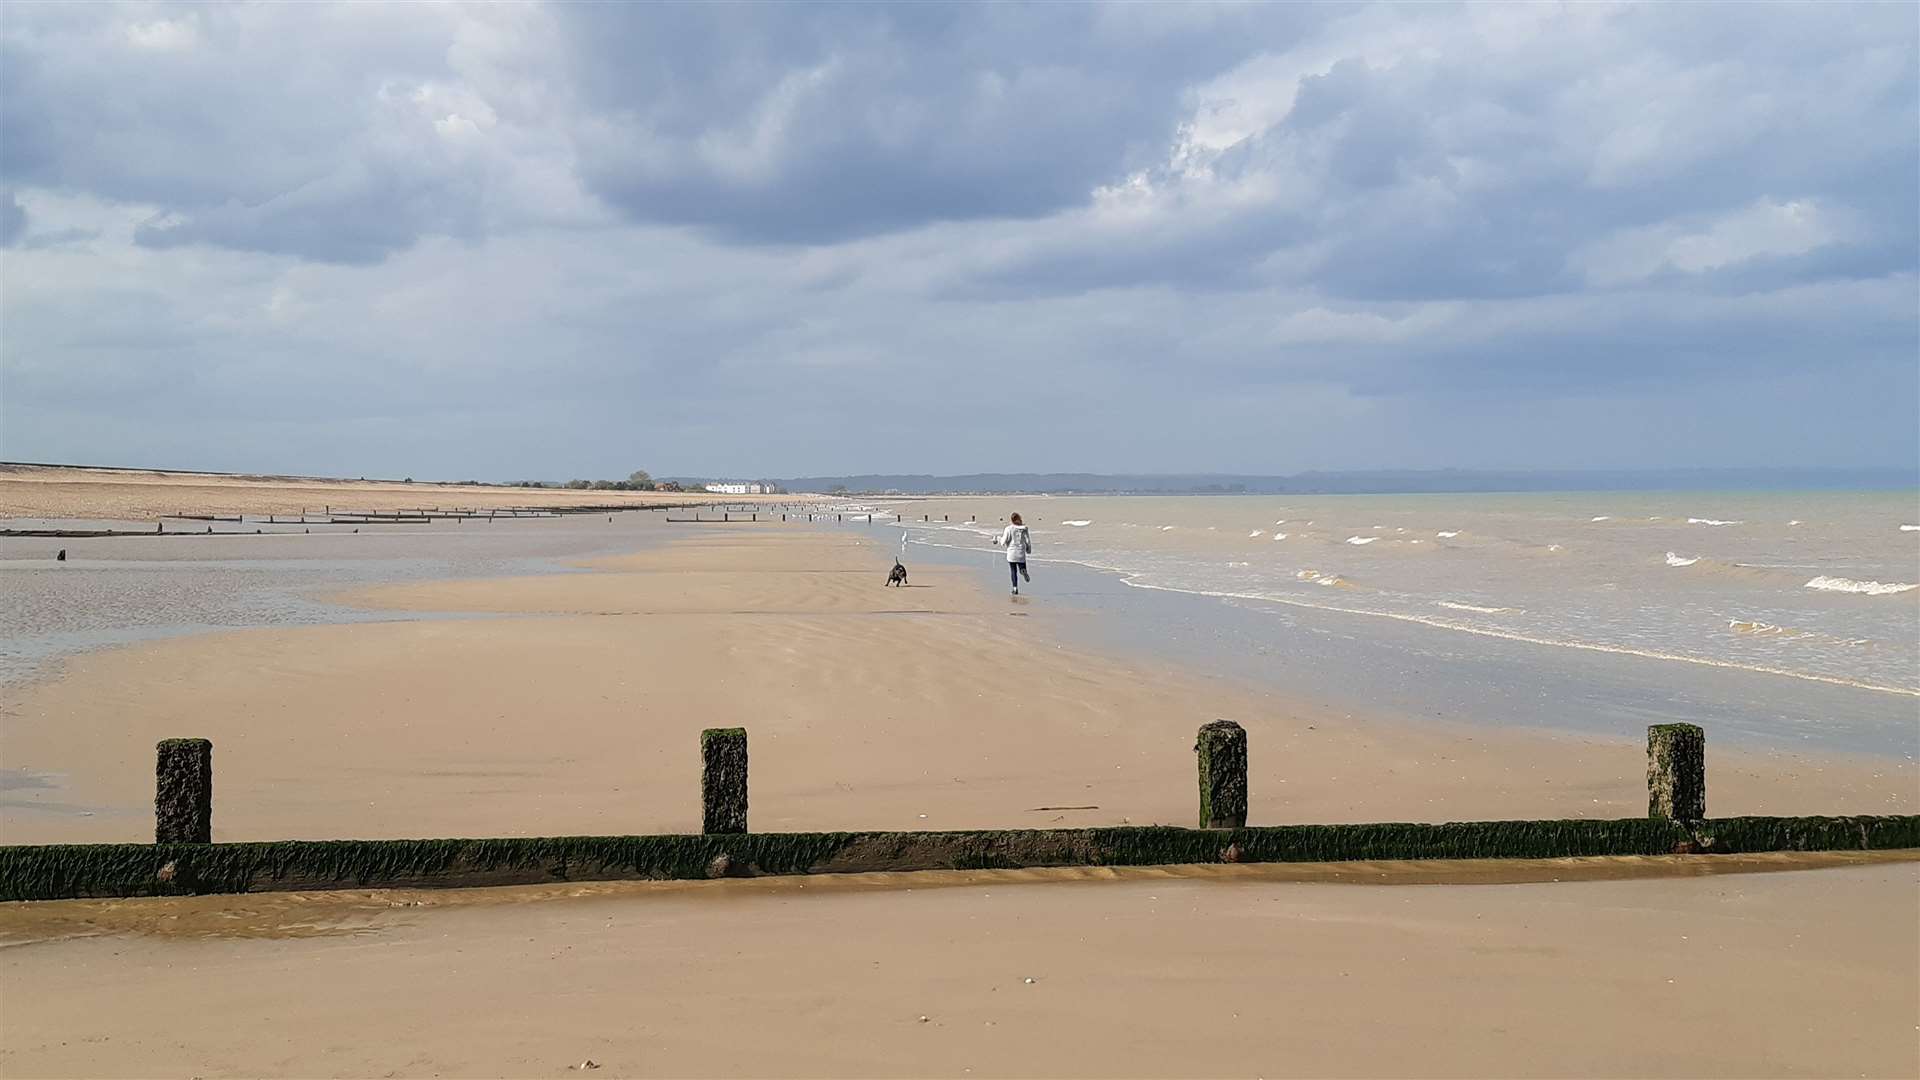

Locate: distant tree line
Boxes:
[511,470,685,493]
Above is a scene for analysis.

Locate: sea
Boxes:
[867,491,1920,756]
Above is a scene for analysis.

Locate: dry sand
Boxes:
[0,463,747,520]
[2,523,1916,1077]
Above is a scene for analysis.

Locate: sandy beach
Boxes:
[2,859,1915,1078]
[3,514,1916,1077]
[0,463,740,520]
[3,528,1911,845]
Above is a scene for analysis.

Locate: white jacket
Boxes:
[998,524,1032,563]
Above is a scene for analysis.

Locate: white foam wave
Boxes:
[1437,601,1519,614]
[1160,526,1175,531]
[1547,544,1563,552]
[1804,576,1918,596]
[1901,524,1919,532]
[1688,518,1743,526]
[1248,530,1263,538]
[1665,552,1699,567]
[1345,536,1379,546]
[1274,520,1288,525]
[1102,574,1917,697]
[1271,533,1288,541]
[1061,520,1092,527]
[1436,531,1459,538]
[1590,516,1611,522]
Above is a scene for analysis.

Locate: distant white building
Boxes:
[703,481,767,495]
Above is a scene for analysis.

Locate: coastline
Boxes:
[884,508,1920,758]
[4,524,1910,847]
[3,519,1917,1077]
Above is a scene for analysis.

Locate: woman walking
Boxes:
[998,513,1033,595]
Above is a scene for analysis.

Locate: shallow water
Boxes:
[0,513,675,687]
[860,492,1920,756]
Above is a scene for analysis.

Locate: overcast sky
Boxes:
[2,2,1914,480]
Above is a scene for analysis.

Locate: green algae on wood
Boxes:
[1196,720,1248,829]
[6,815,1916,902]
[154,739,213,845]
[701,729,748,835]
[1647,724,1706,820]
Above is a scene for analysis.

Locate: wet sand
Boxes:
[2,523,1916,1077]
[2,860,1915,1078]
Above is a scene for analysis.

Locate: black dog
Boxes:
[886,558,908,587]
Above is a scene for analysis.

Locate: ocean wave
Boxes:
[893,533,1916,697]
[1248,530,1263,538]
[1804,576,1918,596]
[1687,518,1743,526]
[1787,520,1803,526]
[1546,544,1564,552]
[1102,573,1917,697]
[1160,526,1175,531]
[1665,552,1699,567]
[1272,533,1288,541]
[1061,520,1092,527]
[1902,524,1919,532]
[1437,601,1519,614]
[1436,531,1459,538]
[1345,536,1379,546]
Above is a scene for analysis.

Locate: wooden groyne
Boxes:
[1,504,694,538]
[3,722,1913,901]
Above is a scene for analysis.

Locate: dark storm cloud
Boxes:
[557,2,1332,243]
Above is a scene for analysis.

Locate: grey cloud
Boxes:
[558,3,1330,243]
[0,3,1914,477]
[0,190,24,246]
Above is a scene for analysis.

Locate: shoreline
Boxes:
[3,519,1916,1077]
[4,523,1911,848]
[889,521,1920,758]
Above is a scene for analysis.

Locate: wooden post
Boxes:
[702,728,748,834]
[1648,723,1705,820]
[1195,720,1248,829]
[155,738,213,844]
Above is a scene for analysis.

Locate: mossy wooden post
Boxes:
[155,738,212,844]
[1647,723,1705,820]
[1196,720,1248,829]
[702,728,748,834]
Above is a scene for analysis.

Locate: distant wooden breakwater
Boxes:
[0,503,768,538]
[3,722,1914,901]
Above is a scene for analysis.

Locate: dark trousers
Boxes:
[1009,560,1030,588]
